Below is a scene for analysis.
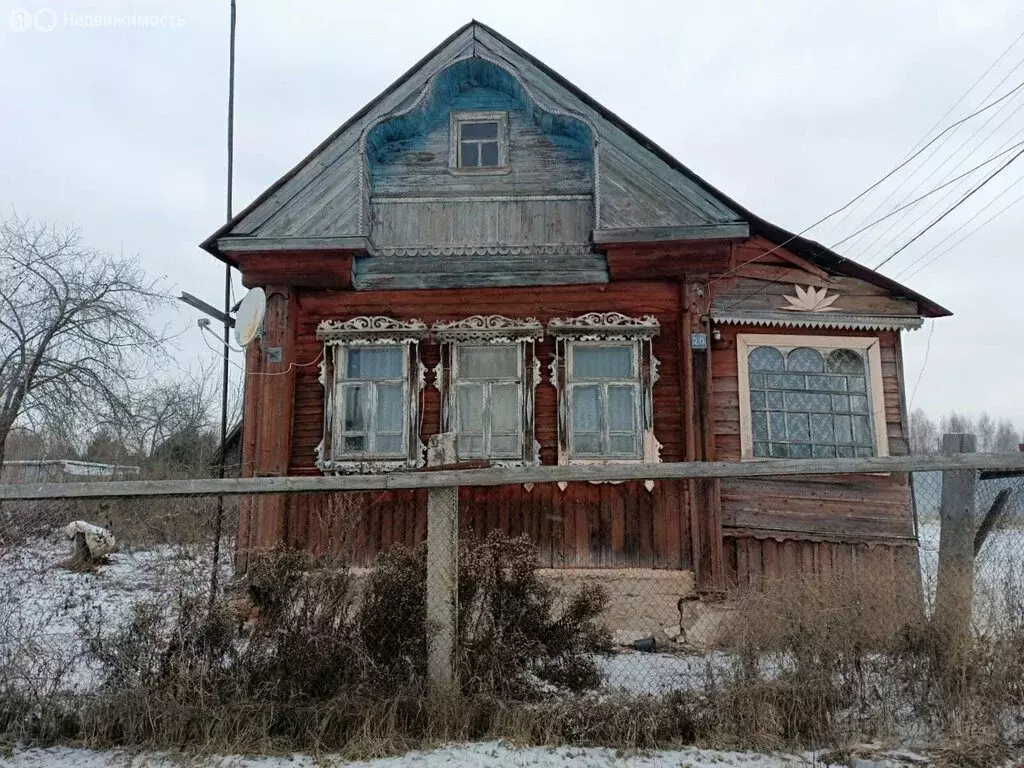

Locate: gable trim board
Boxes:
[200,20,950,320]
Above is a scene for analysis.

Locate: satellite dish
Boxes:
[234,287,266,347]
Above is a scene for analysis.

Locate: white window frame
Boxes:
[449,111,510,175]
[547,312,661,467]
[565,341,644,460]
[736,333,889,461]
[315,317,428,474]
[433,315,543,466]
[451,344,525,460]
[332,345,409,460]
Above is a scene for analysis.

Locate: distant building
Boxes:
[1,459,140,484]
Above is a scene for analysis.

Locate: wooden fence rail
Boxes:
[2,453,1024,501]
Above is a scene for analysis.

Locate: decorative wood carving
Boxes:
[780,285,840,313]
[316,316,428,344]
[377,243,594,258]
[432,314,544,343]
[547,311,660,340]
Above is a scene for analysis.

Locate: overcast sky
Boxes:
[2,0,1023,425]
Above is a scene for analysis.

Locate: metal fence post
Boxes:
[934,432,977,676]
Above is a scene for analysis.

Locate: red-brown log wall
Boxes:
[278,281,693,569]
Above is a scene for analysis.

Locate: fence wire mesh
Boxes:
[1,460,1023,756]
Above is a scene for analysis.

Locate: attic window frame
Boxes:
[449,111,510,175]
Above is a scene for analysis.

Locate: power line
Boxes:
[874,143,1024,271]
[850,82,1024,265]
[711,75,1024,287]
[909,319,935,413]
[836,54,1024,255]
[896,180,1024,281]
[822,28,1024,240]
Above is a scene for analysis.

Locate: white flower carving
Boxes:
[781,285,840,312]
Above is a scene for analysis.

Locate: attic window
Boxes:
[450,111,509,174]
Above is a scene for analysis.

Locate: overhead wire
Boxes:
[835,53,1024,256]
[873,143,1024,271]
[821,28,1024,241]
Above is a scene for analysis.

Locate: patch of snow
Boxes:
[0,741,862,767]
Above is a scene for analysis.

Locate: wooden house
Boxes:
[200,22,949,592]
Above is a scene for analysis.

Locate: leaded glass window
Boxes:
[747,345,874,459]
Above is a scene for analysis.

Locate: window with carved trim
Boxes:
[433,315,543,465]
[548,313,661,464]
[736,334,889,461]
[316,317,428,473]
[449,111,508,172]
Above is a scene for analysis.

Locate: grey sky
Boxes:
[2,0,1022,424]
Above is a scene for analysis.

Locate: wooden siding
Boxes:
[711,324,915,543]
[276,282,692,569]
[370,196,593,248]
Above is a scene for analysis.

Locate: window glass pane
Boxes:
[835,414,852,444]
[852,415,872,445]
[826,348,865,375]
[376,385,404,433]
[749,346,784,372]
[457,385,484,433]
[807,375,847,392]
[750,390,766,410]
[786,412,810,442]
[491,383,519,433]
[850,394,868,413]
[343,385,368,431]
[346,347,403,379]
[458,345,518,378]
[491,435,520,456]
[813,444,837,458]
[810,413,834,442]
[461,121,498,140]
[753,441,770,457]
[769,412,786,440]
[343,435,366,453]
[572,385,600,431]
[790,443,812,458]
[855,446,874,458]
[376,434,403,455]
[607,386,635,432]
[784,391,815,411]
[750,373,766,388]
[770,443,788,458]
[837,445,855,458]
[786,348,824,373]
[609,434,637,455]
[832,394,850,412]
[572,345,633,378]
[572,433,602,455]
[766,373,805,390]
[460,141,479,166]
[848,377,867,393]
[767,391,784,409]
[480,142,499,166]
[458,435,483,457]
[752,411,769,440]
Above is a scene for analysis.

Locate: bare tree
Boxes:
[993,419,1021,453]
[909,408,939,455]
[977,412,996,453]
[0,214,169,468]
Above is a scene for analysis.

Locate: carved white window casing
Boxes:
[433,315,543,466]
[547,313,661,468]
[316,317,428,474]
[736,333,889,461]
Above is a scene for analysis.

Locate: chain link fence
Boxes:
[1,456,1023,759]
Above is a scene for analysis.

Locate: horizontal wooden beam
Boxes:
[592,223,750,246]
[3,454,1024,500]
[218,236,372,253]
[178,292,235,327]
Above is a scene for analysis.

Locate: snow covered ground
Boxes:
[0,741,934,767]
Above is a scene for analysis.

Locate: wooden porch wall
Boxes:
[281,281,694,569]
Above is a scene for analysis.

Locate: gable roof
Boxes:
[200,20,950,318]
